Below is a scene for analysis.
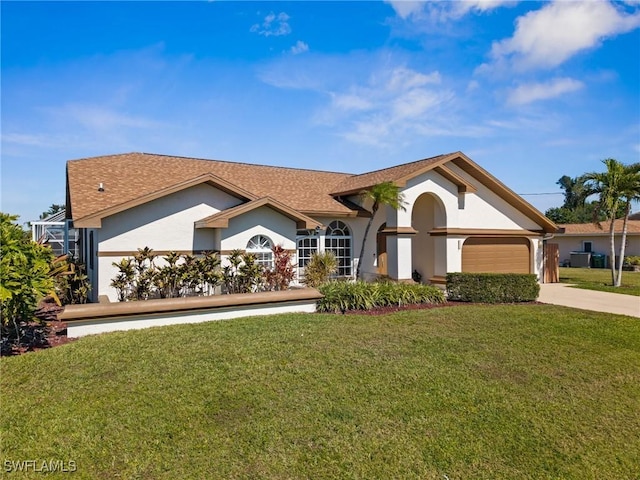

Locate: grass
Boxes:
[559,266,640,296]
[1,305,639,479]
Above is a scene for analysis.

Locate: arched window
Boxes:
[325,220,352,277]
[246,235,273,269]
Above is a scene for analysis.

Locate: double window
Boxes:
[297,220,353,279]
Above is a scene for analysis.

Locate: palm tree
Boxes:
[584,159,640,287]
[356,181,406,280]
[615,163,640,286]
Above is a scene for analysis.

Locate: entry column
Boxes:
[384,226,418,281]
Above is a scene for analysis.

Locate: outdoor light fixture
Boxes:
[98,183,105,192]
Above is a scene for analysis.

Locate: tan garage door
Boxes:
[462,237,531,274]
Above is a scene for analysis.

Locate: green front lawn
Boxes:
[559,266,640,296]
[2,306,639,479]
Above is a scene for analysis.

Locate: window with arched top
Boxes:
[325,220,352,277]
[246,235,273,269]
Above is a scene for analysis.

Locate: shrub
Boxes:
[446,273,539,303]
[624,256,640,266]
[317,280,445,313]
[1,213,55,344]
[302,251,338,287]
[264,245,296,291]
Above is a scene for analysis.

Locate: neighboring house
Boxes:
[554,220,640,267]
[65,151,557,302]
[31,210,80,258]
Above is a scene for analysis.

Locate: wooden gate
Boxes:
[544,243,560,283]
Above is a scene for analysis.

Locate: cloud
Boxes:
[319,65,456,146]
[291,40,309,55]
[250,12,291,37]
[385,0,514,21]
[47,104,163,131]
[385,1,425,20]
[485,1,640,71]
[507,78,584,105]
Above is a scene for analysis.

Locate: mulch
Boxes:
[1,297,77,357]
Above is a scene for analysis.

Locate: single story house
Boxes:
[65,151,558,302]
[554,219,640,268]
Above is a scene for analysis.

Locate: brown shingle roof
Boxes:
[66,151,557,233]
[331,152,454,195]
[67,153,354,226]
[559,220,640,235]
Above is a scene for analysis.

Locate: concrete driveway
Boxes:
[538,283,640,318]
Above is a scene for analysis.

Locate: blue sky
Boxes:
[2,1,639,224]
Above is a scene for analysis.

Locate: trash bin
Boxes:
[591,253,606,269]
[570,252,591,268]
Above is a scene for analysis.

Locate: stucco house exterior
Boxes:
[554,219,640,268]
[65,151,557,302]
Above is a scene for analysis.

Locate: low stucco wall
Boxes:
[60,288,322,338]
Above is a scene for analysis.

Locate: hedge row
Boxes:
[446,273,539,303]
[317,281,445,313]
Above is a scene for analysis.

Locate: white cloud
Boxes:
[53,104,163,131]
[331,93,373,112]
[486,1,640,71]
[291,40,309,55]
[385,1,425,20]
[250,12,291,37]
[388,67,441,90]
[507,78,584,105]
[452,0,517,17]
[386,0,514,22]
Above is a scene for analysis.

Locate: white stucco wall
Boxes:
[220,206,297,252]
[396,167,542,231]
[375,167,546,281]
[97,184,243,300]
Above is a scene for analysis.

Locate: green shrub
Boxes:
[317,280,445,313]
[624,256,640,266]
[1,213,55,344]
[303,251,338,287]
[446,273,539,303]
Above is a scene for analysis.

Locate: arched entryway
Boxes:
[411,193,446,283]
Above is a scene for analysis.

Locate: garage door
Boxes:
[462,237,531,274]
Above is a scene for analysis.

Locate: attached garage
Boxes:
[462,237,531,274]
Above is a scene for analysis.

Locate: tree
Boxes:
[356,182,406,280]
[614,163,640,286]
[1,213,54,342]
[544,175,602,224]
[584,159,640,287]
[39,204,65,220]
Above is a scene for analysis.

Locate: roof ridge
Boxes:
[343,151,458,180]
[69,152,354,176]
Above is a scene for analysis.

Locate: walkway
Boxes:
[538,283,640,318]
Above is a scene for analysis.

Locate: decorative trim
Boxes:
[380,226,419,236]
[433,165,477,194]
[428,228,544,237]
[219,249,296,256]
[195,196,322,230]
[74,173,257,228]
[98,250,218,257]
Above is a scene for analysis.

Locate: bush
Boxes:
[446,273,539,303]
[302,251,338,287]
[317,280,445,313]
[624,256,640,266]
[1,213,54,344]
